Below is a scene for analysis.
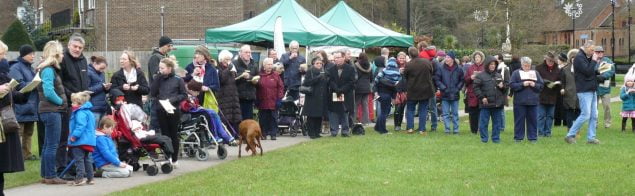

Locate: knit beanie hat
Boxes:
[19,45,34,57]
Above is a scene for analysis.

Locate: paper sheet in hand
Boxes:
[19,73,41,94]
[0,79,19,98]
[519,70,537,81]
[332,93,344,102]
[598,62,613,74]
[159,99,175,114]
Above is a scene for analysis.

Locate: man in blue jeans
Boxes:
[427,98,438,132]
[403,47,436,135]
[565,41,602,144]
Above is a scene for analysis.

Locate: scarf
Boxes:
[123,68,137,84]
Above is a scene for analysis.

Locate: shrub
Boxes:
[1,20,35,51]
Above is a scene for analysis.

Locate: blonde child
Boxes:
[620,79,635,132]
[68,91,96,186]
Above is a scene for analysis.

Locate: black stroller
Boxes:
[277,98,306,137]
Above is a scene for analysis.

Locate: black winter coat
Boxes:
[147,48,167,85]
[60,50,89,103]
[474,69,508,108]
[150,73,187,111]
[327,64,356,113]
[354,62,372,94]
[573,49,598,93]
[110,68,150,107]
[232,58,259,100]
[0,72,28,173]
[302,67,329,117]
[217,63,242,124]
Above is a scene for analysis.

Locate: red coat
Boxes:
[418,49,437,61]
[256,72,284,110]
[465,63,485,107]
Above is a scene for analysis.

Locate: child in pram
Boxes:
[110,89,175,162]
[180,81,237,145]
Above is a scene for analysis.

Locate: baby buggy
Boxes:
[112,105,173,176]
[277,98,306,137]
[178,112,228,161]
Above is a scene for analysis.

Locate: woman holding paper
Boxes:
[510,57,544,143]
[8,45,39,161]
[110,50,149,107]
[536,52,561,137]
[150,58,187,166]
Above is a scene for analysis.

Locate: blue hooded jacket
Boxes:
[68,101,96,147]
[93,132,121,168]
[373,58,402,95]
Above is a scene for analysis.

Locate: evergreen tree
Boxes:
[1,20,35,51]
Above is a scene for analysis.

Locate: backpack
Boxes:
[352,123,365,135]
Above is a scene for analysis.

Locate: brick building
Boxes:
[2,0,264,51]
[542,0,633,57]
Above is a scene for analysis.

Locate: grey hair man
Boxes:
[58,33,90,173]
[565,40,601,144]
[280,40,306,100]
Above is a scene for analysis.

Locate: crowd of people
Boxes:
[0,32,629,194]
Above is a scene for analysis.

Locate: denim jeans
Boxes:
[441,100,459,133]
[427,98,438,130]
[500,109,506,132]
[329,111,349,135]
[538,104,556,136]
[92,111,104,129]
[567,92,598,141]
[374,92,392,134]
[406,99,429,131]
[479,107,503,143]
[40,112,62,179]
[71,147,94,180]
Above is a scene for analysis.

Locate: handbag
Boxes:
[0,105,20,133]
[299,85,313,95]
[395,92,407,105]
[299,69,315,95]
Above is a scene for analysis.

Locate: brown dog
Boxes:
[238,119,263,157]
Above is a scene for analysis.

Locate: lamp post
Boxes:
[160,5,165,36]
[629,0,632,64]
[474,10,489,48]
[564,0,583,49]
[406,0,411,35]
[611,0,616,86]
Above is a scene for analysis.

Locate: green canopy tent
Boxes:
[205,0,364,48]
[319,1,414,48]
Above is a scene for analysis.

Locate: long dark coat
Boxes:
[327,64,356,113]
[302,67,329,117]
[216,63,242,124]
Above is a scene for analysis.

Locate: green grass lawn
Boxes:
[112,102,635,195]
[5,132,41,189]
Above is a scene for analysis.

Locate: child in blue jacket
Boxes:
[93,116,132,178]
[620,79,635,132]
[68,91,96,186]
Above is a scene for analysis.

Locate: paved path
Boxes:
[5,137,309,196]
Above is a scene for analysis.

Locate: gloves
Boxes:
[276,99,282,108]
[596,75,606,83]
